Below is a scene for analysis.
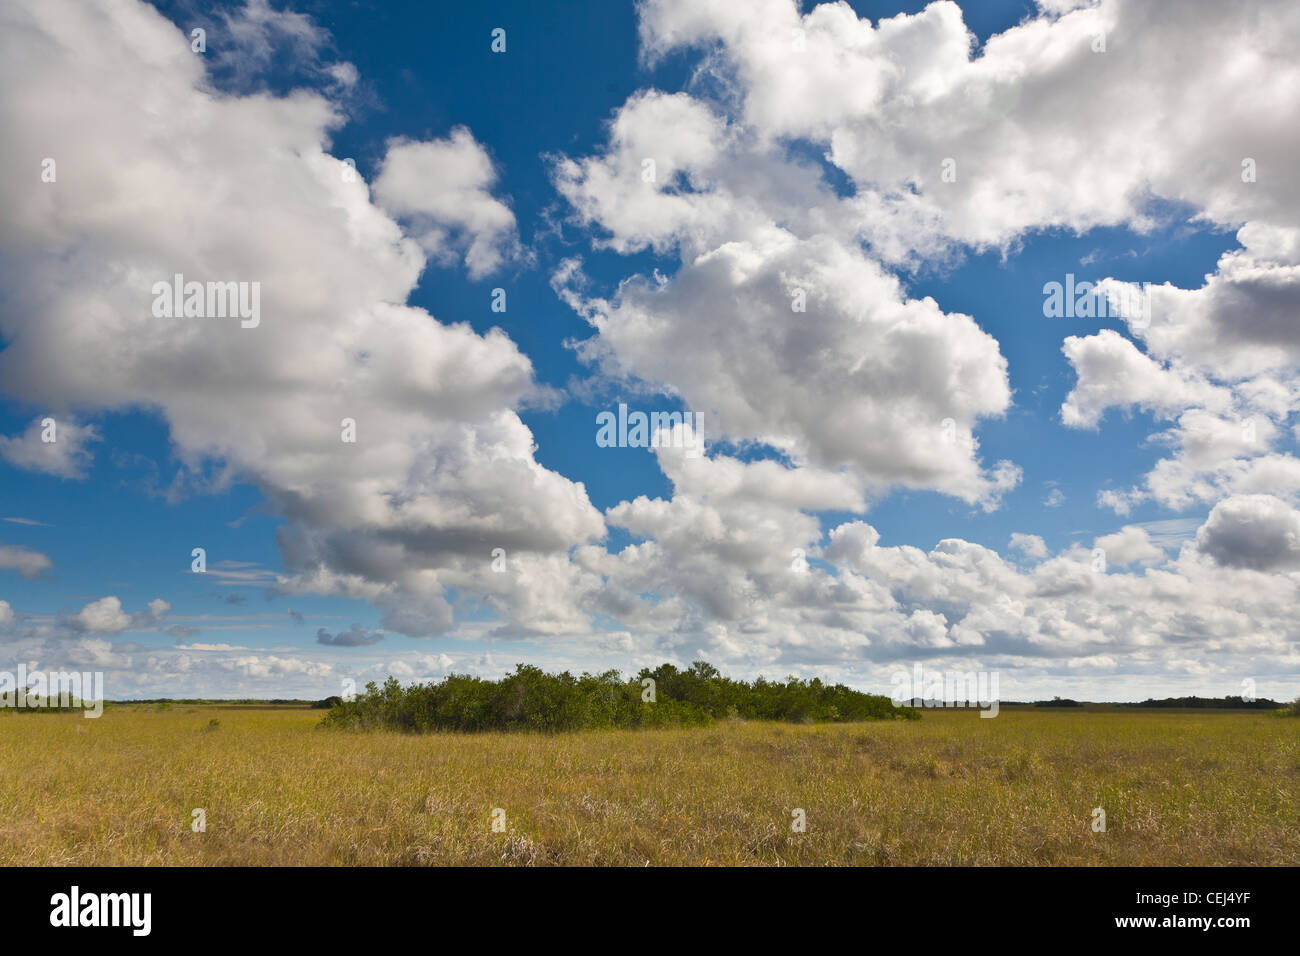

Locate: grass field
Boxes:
[1,705,1296,865]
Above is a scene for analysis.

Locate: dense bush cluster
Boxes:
[319,661,919,733]
[1124,695,1284,710]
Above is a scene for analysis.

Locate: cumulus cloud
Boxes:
[65,595,169,634]
[0,418,99,478]
[1093,526,1163,566]
[1060,331,1231,430]
[1197,494,1300,571]
[207,0,334,84]
[372,127,521,278]
[603,0,1300,533]
[551,82,1023,507]
[0,544,53,578]
[1065,239,1300,518]
[316,623,384,646]
[72,597,133,634]
[636,0,1300,261]
[1009,533,1049,561]
[597,433,872,626]
[224,654,334,681]
[0,0,602,638]
[558,229,1019,505]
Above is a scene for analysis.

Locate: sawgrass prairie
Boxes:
[1,705,1295,865]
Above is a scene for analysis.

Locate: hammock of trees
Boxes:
[319,661,919,732]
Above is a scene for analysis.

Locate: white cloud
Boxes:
[73,597,133,634]
[0,418,99,478]
[1009,533,1048,560]
[372,127,520,278]
[556,179,1019,507]
[0,544,52,578]
[1197,494,1300,571]
[1060,331,1230,430]
[614,0,1300,534]
[636,0,1300,262]
[1093,526,1163,566]
[0,0,603,638]
[225,654,334,681]
[316,623,384,646]
[208,0,334,83]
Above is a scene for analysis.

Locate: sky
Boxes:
[1,0,1298,702]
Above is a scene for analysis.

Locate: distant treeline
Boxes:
[122,698,316,706]
[319,661,920,733]
[993,695,1290,710]
[1122,696,1284,710]
[0,700,92,714]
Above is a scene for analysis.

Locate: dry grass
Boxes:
[0,705,1295,865]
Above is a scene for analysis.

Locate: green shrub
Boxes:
[320,661,917,733]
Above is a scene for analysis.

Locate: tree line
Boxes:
[319,661,919,733]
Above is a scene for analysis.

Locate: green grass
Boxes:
[0,706,1295,865]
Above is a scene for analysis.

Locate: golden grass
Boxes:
[0,706,1295,865]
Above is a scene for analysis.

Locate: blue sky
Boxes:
[2,0,1297,701]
